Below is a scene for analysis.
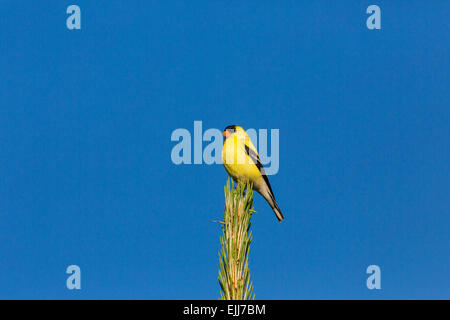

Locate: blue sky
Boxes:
[0,1,448,299]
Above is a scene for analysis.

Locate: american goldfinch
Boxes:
[222,125,284,222]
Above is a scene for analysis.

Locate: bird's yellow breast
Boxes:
[222,135,262,183]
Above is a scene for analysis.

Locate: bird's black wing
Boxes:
[244,144,276,200]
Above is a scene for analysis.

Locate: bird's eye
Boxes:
[224,125,238,135]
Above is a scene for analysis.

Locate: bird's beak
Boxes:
[222,131,228,137]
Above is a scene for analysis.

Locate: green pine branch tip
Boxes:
[218,178,255,300]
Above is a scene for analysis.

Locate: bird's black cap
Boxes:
[224,125,237,132]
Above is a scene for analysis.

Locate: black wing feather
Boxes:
[244,144,276,201]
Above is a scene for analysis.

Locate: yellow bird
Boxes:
[221,125,284,222]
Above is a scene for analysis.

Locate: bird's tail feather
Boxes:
[259,184,285,222]
[272,200,284,222]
